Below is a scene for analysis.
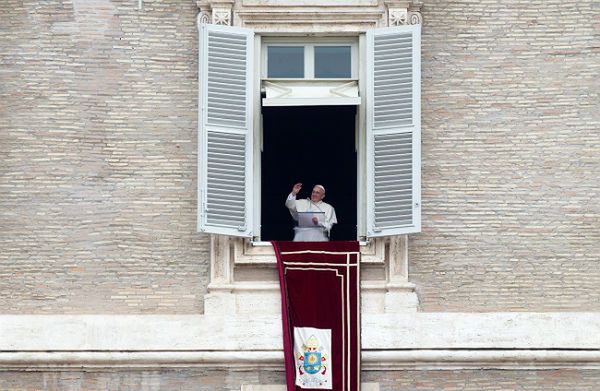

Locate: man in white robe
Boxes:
[285,183,337,241]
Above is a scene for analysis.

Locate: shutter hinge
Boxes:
[199,189,206,222]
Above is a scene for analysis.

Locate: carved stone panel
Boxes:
[389,8,408,26]
[212,7,232,25]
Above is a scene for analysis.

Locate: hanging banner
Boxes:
[272,241,361,391]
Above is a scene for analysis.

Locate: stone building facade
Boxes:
[1,0,599,390]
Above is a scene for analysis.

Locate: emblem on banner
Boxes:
[303,349,322,374]
[294,327,332,389]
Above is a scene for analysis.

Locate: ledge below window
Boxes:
[206,235,418,315]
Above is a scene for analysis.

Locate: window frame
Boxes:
[261,37,359,81]
[253,34,365,242]
[197,25,421,241]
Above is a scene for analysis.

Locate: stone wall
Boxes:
[1,369,600,390]
[0,369,285,391]
[363,369,600,390]
[411,0,600,311]
[1,0,599,315]
[0,0,208,313]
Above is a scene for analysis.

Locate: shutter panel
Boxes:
[366,25,421,237]
[198,23,254,237]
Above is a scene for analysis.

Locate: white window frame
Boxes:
[253,35,365,242]
[261,37,359,81]
[198,25,421,242]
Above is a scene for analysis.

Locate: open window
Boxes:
[260,105,358,241]
[198,23,421,240]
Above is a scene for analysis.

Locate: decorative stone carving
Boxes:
[408,10,423,25]
[385,0,422,26]
[196,1,234,26]
[388,8,408,26]
[212,7,232,25]
[198,11,211,25]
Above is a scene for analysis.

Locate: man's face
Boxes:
[311,186,325,202]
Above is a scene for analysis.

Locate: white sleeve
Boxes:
[285,193,298,221]
[320,205,337,232]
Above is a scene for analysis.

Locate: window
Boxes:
[198,23,421,240]
[267,46,304,78]
[260,105,358,241]
[262,40,358,80]
[314,46,352,78]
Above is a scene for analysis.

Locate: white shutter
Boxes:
[366,25,421,237]
[198,23,254,237]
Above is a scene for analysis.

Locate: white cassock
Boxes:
[285,193,338,241]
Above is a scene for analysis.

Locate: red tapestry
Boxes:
[272,241,361,391]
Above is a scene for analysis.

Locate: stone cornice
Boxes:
[196,0,422,31]
[2,350,600,370]
[2,313,599,350]
[1,313,600,370]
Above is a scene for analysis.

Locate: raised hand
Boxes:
[292,182,302,195]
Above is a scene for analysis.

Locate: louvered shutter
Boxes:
[198,23,254,236]
[366,25,421,237]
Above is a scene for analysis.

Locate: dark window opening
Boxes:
[260,105,357,241]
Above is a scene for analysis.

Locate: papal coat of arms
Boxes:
[294,328,332,389]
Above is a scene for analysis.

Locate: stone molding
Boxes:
[205,236,418,315]
[242,385,379,391]
[196,0,422,31]
[1,314,600,370]
[1,313,595,350]
[2,350,600,370]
